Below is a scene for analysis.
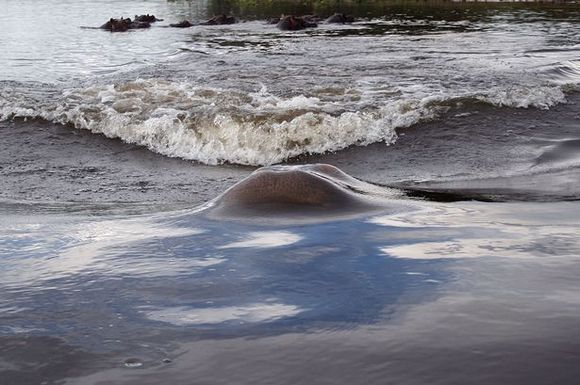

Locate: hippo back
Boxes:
[206,164,406,222]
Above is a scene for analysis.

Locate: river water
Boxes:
[1,1,580,384]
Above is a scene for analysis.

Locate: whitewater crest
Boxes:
[0,77,575,166]
[478,85,567,110]
[0,79,425,166]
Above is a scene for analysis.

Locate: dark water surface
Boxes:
[2,1,580,384]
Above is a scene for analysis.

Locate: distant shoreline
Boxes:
[211,0,580,21]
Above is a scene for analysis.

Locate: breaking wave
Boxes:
[0,78,575,166]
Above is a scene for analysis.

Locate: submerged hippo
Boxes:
[269,14,320,24]
[100,17,150,32]
[134,14,163,23]
[276,15,318,31]
[169,20,193,28]
[129,20,151,29]
[326,13,355,23]
[202,14,237,25]
[206,164,406,222]
[267,16,281,24]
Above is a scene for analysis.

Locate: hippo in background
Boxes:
[277,15,318,31]
[202,14,237,25]
[100,17,151,32]
[130,20,152,29]
[269,14,320,25]
[326,13,356,23]
[134,14,163,23]
[100,17,131,32]
[169,20,193,28]
[303,14,322,23]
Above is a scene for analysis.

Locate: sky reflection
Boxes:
[219,231,302,249]
[2,199,580,385]
[146,302,303,325]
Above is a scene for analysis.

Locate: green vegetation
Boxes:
[203,0,579,19]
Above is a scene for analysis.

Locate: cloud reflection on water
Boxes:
[146,302,304,325]
[219,231,302,249]
[2,198,580,385]
[0,216,206,287]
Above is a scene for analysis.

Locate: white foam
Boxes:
[478,85,567,110]
[0,78,574,166]
[1,79,435,165]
